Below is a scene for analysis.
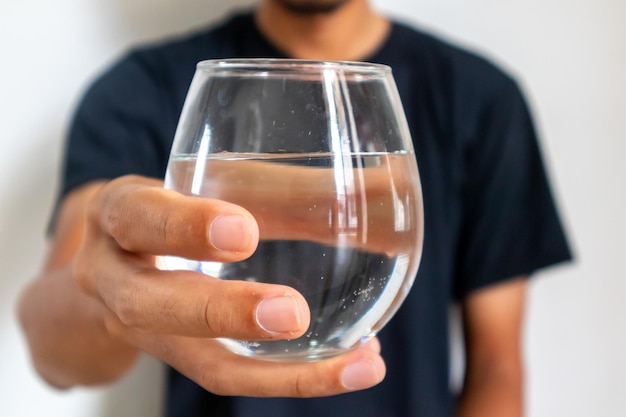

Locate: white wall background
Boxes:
[1,0,624,415]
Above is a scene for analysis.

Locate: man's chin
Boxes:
[275,0,350,15]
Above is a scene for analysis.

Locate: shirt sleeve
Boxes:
[453,77,572,298]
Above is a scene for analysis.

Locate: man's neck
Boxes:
[255,0,390,61]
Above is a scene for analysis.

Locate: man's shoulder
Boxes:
[384,19,517,92]
[79,12,257,110]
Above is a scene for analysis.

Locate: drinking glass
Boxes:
[162,59,423,361]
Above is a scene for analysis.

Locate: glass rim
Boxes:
[196,58,391,75]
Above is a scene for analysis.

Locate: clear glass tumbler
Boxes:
[163,59,423,361]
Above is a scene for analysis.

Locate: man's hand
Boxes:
[18,175,385,396]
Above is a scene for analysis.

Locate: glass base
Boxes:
[217,336,373,362]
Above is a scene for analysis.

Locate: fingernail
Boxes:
[341,359,382,390]
[209,214,251,252]
[256,296,303,333]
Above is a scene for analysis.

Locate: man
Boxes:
[17,0,571,416]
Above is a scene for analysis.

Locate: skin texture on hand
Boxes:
[17,175,386,396]
[17,0,393,396]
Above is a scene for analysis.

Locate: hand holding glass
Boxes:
[163,59,423,361]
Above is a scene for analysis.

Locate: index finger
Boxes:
[91,175,259,262]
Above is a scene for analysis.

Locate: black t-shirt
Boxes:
[61,11,572,417]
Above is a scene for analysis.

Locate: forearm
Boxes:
[456,362,524,417]
[17,265,139,388]
[457,278,527,417]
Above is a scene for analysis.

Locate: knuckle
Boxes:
[160,202,208,253]
[72,257,90,291]
[294,372,309,397]
[95,177,139,249]
[198,362,227,395]
[158,208,173,246]
[72,247,96,294]
[102,311,126,340]
[113,297,140,328]
[84,184,105,225]
[203,296,226,337]
[115,301,146,331]
[111,278,145,330]
[105,208,131,250]
[159,205,191,250]
[293,367,332,398]
[202,282,259,338]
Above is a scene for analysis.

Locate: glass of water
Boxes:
[163,59,423,361]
